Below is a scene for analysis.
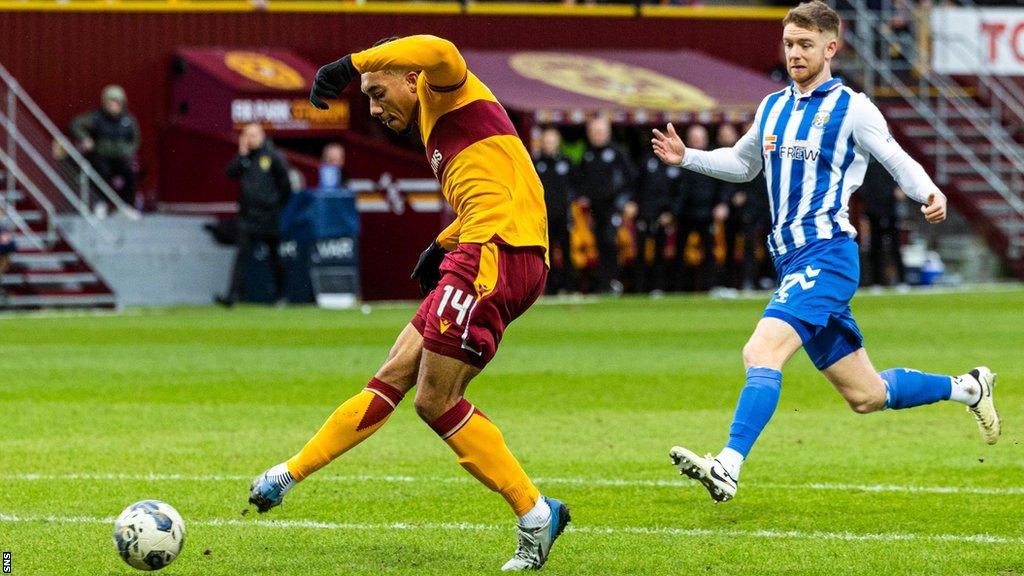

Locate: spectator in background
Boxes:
[677,124,723,291]
[216,123,293,307]
[715,123,746,289]
[860,158,907,287]
[318,142,348,189]
[69,85,140,207]
[574,116,635,293]
[636,144,685,293]
[534,127,574,294]
[740,177,774,292]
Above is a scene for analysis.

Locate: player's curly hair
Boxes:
[783,0,840,37]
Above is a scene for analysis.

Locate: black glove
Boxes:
[410,241,446,296]
[309,55,358,110]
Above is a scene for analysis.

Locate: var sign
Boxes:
[932,7,1024,75]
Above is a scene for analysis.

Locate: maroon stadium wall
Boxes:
[0,11,783,196]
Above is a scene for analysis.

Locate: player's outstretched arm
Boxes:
[309,35,468,109]
[853,95,946,224]
[653,122,761,183]
[352,35,467,90]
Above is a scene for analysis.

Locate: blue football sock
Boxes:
[880,368,952,410]
[725,367,783,458]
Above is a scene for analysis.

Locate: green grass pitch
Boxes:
[1,288,1022,575]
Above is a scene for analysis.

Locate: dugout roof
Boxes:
[461,49,784,125]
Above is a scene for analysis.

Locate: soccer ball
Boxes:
[112,500,186,571]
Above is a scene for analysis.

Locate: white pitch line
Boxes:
[2,472,1022,496]
[0,512,1020,545]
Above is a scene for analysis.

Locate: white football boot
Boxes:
[501,496,571,571]
[963,367,1000,445]
[669,446,737,502]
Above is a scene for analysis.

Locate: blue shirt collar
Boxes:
[789,77,843,99]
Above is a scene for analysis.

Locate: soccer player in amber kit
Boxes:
[248,35,569,570]
[652,1,1000,502]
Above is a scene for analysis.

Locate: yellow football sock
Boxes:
[286,378,404,482]
[432,398,540,516]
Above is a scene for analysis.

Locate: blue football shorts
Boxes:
[763,236,864,370]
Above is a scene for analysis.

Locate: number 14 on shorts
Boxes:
[437,285,476,329]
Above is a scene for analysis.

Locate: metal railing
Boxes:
[831,0,1024,259]
[0,61,139,246]
[0,148,55,250]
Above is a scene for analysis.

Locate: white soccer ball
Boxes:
[112,500,186,571]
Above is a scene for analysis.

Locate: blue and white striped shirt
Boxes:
[681,78,939,258]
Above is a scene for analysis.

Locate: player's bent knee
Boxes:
[845,390,885,414]
[375,327,424,392]
[412,396,434,422]
[742,338,777,369]
[412,393,449,423]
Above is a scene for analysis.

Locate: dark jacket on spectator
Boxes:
[226,141,293,237]
[574,144,635,209]
[679,170,720,223]
[740,171,773,227]
[637,153,684,220]
[535,152,574,223]
[69,108,140,160]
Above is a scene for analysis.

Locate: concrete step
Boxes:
[940,160,1019,176]
[16,210,44,223]
[10,230,58,246]
[887,106,997,122]
[977,199,1016,217]
[902,124,990,139]
[955,179,1024,195]
[0,190,24,202]
[2,293,117,309]
[1,272,99,287]
[9,251,80,266]
[922,143,1002,157]
[995,219,1024,235]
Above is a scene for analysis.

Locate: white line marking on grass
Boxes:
[3,473,1023,496]
[0,513,1020,545]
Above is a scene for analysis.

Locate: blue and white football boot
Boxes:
[500,496,571,571]
[248,463,295,513]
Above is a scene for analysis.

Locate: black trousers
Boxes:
[546,215,572,294]
[868,214,906,285]
[721,218,744,289]
[226,231,283,301]
[91,156,136,205]
[741,222,773,289]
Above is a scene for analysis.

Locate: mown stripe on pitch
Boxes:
[0,513,1020,545]
[2,473,1022,496]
